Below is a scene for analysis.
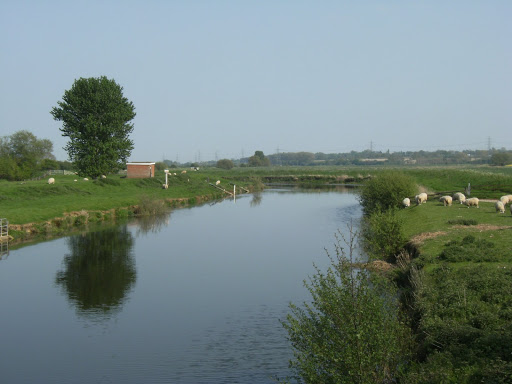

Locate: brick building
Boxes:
[126,162,156,178]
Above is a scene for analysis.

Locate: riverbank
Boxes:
[382,175,512,381]
[3,165,512,246]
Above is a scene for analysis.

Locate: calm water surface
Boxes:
[0,188,361,383]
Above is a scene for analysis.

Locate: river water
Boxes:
[0,187,361,383]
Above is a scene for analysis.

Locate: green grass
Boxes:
[395,179,512,382]
[0,169,253,224]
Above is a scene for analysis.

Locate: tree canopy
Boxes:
[248,150,270,167]
[51,76,136,178]
[0,130,54,180]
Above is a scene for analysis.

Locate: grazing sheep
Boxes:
[101,175,107,179]
[453,192,466,204]
[402,198,410,208]
[496,201,505,213]
[215,180,221,185]
[74,179,77,182]
[83,178,89,181]
[181,170,187,174]
[464,197,479,208]
[500,196,509,205]
[48,177,55,184]
[439,196,453,206]
[415,193,428,205]
[162,184,168,189]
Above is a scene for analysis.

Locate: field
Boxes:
[0,169,259,226]
[392,173,512,381]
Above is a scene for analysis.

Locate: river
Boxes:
[0,187,361,383]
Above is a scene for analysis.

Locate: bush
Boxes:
[281,229,412,383]
[362,208,407,262]
[216,159,234,170]
[439,235,498,262]
[359,171,416,215]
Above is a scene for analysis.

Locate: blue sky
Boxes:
[1,1,510,162]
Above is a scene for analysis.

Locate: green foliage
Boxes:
[248,150,270,167]
[155,161,167,171]
[490,152,512,166]
[408,264,512,382]
[439,235,498,262]
[281,230,412,383]
[216,158,234,169]
[362,208,406,262]
[0,130,54,180]
[359,171,416,215]
[51,76,136,178]
[136,194,168,216]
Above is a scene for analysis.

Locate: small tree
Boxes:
[0,130,54,180]
[248,150,270,167]
[281,228,412,383]
[359,171,416,215]
[216,159,234,169]
[490,152,511,166]
[51,76,136,178]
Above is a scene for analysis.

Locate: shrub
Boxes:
[439,235,498,262]
[362,208,407,262]
[281,229,412,383]
[136,194,167,216]
[359,171,416,215]
[216,159,234,170]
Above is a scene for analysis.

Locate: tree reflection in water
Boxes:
[55,225,136,320]
[250,193,262,207]
[135,213,170,236]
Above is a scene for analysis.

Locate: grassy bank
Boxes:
[391,176,512,381]
[0,168,264,243]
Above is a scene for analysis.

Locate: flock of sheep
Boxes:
[402,192,512,214]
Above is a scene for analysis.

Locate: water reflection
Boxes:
[134,213,170,236]
[250,192,263,207]
[55,225,136,319]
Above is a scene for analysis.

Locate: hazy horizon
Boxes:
[2,1,510,162]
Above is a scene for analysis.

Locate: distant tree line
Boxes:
[165,149,512,169]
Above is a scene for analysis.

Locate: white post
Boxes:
[165,169,169,187]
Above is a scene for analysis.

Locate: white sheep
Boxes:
[496,201,505,213]
[500,196,509,205]
[48,177,55,184]
[215,180,221,185]
[162,184,168,189]
[453,192,466,204]
[83,178,89,181]
[464,197,479,208]
[439,196,453,206]
[181,170,187,174]
[415,193,428,205]
[101,175,107,179]
[402,198,410,208]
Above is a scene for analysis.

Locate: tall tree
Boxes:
[51,76,136,178]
